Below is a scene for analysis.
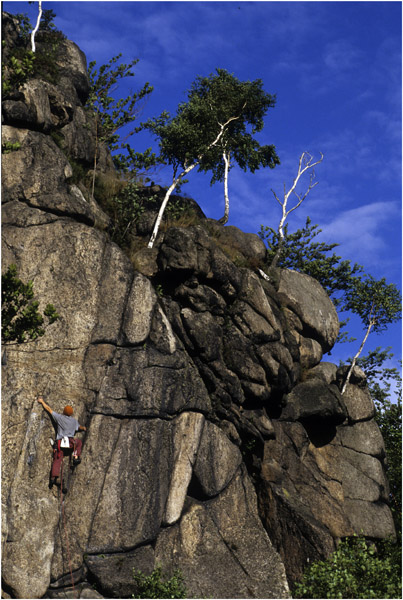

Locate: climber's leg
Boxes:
[51,444,64,478]
[72,438,82,466]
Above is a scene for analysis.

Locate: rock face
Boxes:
[1,13,395,599]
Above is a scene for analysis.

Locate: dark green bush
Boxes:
[294,535,401,599]
[2,264,59,344]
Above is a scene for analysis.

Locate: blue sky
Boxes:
[3,0,402,370]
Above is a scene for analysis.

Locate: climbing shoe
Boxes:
[49,477,58,489]
[72,456,81,466]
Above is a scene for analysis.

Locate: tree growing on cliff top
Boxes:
[143,68,279,247]
[340,275,401,394]
[87,54,156,198]
[267,151,324,268]
[259,216,364,307]
[259,216,365,344]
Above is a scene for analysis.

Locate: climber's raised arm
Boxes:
[37,395,53,415]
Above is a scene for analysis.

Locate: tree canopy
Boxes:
[143,68,279,242]
[343,275,401,334]
[146,68,279,178]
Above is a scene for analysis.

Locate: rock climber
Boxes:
[37,395,87,490]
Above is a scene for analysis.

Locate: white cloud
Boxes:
[318,201,401,271]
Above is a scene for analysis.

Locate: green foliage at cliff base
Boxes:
[293,535,401,599]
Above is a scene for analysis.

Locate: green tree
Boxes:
[2,12,35,96]
[87,54,155,197]
[341,276,401,393]
[2,264,59,344]
[2,8,66,97]
[294,535,401,599]
[259,217,364,306]
[143,68,279,247]
[132,566,187,599]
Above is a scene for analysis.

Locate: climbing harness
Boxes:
[60,436,70,449]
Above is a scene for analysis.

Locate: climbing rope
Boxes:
[60,458,77,599]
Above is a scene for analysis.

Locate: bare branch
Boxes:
[271,188,282,207]
[270,151,323,268]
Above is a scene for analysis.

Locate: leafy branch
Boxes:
[341,276,401,393]
[2,264,60,345]
[87,54,155,198]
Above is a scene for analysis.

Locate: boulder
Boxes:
[277,269,339,352]
[280,379,347,425]
[2,79,73,131]
[342,383,376,423]
[207,221,267,262]
[55,39,90,103]
[306,362,337,385]
[2,127,95,224]
[337,420,386,458]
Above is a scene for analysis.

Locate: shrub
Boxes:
[293,535,402,599]
[2,10,65,97]
[2,264,60,344]
[132,566,187,599]
[107,182,147,248]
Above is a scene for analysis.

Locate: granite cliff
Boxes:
[1,13,395,599]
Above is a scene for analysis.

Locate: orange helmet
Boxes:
[63,405,74,416]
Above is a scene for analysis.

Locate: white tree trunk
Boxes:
[258,268,271,282]
[270,152,323,268]
[271,197,287,267]
[341,321,374,394]
[147,163,197,248]
[218,151,230,224]
[147,115,239,248]
[31,0,43,53]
